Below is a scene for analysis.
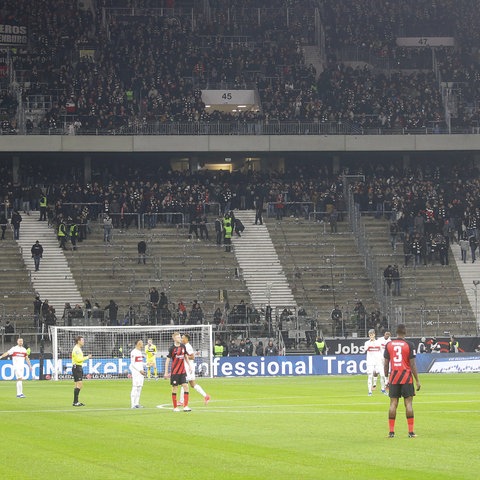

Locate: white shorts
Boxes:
[366,364,384,375]
[131,371,145,388]
[15,367,26,379]
[186,369,196,382]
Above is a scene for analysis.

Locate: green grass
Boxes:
[0,374,479,479]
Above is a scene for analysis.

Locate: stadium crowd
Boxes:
[1,0,480,133]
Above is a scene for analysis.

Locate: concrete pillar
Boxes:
[84,156,92,183]
[332,155,340,174]
[12,156,20,184]
[189,157,200,172]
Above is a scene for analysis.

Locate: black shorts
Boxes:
[72,365,84,382]
[170,373,187,386]
[389,382,415,398]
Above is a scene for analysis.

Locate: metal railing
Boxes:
[9,120,480,136]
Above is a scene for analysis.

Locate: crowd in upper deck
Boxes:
[1,0,480,133]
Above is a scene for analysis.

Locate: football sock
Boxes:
[74,387,80,403]
[407,416,414,433]
[373,377,377,387]
[183,391,189,407]
[131,387,136,407]
[154,368,158,377]
[194,384,207,397]
[16,381,22,395]
[179,386,184,404]
[147,368,151,379]
[380,374,386,390]
[389,418,396,432]
[172,393,177,408]
[367,374,373,392]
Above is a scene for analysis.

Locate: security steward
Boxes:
[314,336,327,355]
[213,339,225,357]
[58,219,67,250]
[39,193,47,221]
[223,214,233,252]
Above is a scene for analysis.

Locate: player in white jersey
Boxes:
[378,331,392,353]
[179,334,210,406]
[0,338,32,398]
[364,329,387,396]
[374,331,391,390]
[129,339,146,409]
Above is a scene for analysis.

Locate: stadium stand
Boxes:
[1,1,480,350]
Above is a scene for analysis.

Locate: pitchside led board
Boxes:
[1,353,480,381]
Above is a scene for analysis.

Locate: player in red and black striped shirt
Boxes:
[384,324,421,438]
[163,332,191,412]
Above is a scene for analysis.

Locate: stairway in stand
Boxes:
[232,210,297,312]
[451,243,480,330]
[15,214,83,313]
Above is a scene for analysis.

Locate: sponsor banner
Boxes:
[325,337,479,355]
[0,357,210,380]
[1,353,479,380]
[212,353,480,378]
[0,24,28,46]
[426,355,480,373]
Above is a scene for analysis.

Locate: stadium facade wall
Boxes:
[3,134,480,154]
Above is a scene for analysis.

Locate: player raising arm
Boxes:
[0,338,32,398]
[130,339,146,409]
[71,336,92,407]
[384,324,421,438]
[179,333,211,406]
[162,332,191,412]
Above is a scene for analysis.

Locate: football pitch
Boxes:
[0,373,478,480]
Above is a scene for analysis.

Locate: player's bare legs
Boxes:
[180,380,210,405]
[404,396,416,437]
[388,397,399,437]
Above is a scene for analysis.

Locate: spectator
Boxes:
[31,240,44,271]
[392,265,401,296]
[228,339,240,357]
[137,240,147,264]
[449,336,459,353]
[265,340,279,356]
[244,338,254,356]
[4,320,15,343]
[11,210,22,240]
[105,300,119,326]
[0,214,7,240]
